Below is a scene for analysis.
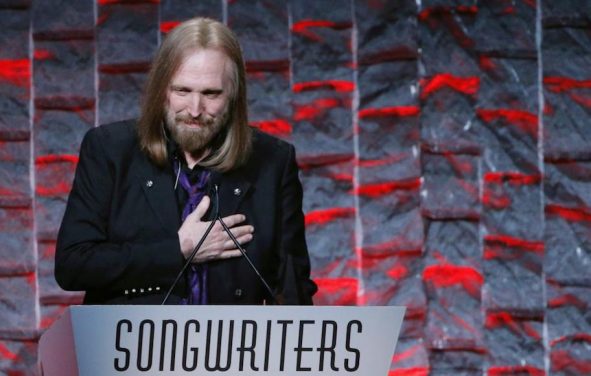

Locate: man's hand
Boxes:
[177,195,254,263]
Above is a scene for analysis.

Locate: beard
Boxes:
[164,107,229,155]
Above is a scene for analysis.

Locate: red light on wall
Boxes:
[305,207,355,226]
[0,59,30,87]
[293,80,354,93]
[420,73,479,99]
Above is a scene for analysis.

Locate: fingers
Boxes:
[220,213,247,228]
[223,230,253,249]
[219,249,242,259]
[192,195,211,221]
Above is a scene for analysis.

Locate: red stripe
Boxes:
[484,234,544,253]
[356,178,421,197]
[36,182,72,197]
[548,294,587,310]
[35,154,79,165]
[356,153,409,168]
[0,343,19,361]
[391,344,422,364]
[422,264,483,297]
[477,108,538,138]
[160,21,180,33]
[485,311,542,341]
[389,367,429,376]
[484,171,541,185]
[305,207,355,226]
[34,49,55,60]
[314,277,358,305]
[551,349,591,374]
[293,80,354,93]
[544,76,591,92]
[488,366,545,376]
[546,204,591,222]
[292,19,337,31]
[358,106,419,119]
[250,119,292,136]
[0,59,30,87]
[294,98,341,121]
[551,333,591,347]
[420,73,479,99]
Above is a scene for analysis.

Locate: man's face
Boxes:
[165,48,232,154]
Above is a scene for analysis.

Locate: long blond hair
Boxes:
[137,17,251,171]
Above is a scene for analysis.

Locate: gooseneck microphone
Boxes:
[160,187,220,305]
[162,184,278,305]
[212,185,279,305]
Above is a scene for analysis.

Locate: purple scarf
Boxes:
[175,160,210,305]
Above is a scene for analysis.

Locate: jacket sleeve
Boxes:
[274,144,318,305]
[54,127,183,293]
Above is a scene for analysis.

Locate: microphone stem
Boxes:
[217,215,278,305]
[161,198,218,305]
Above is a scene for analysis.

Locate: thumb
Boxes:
[192,195,211,221]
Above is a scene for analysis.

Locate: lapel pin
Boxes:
[233,188,242,196]
[146,180,154,188]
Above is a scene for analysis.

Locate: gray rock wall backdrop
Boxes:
[0,0,589,374]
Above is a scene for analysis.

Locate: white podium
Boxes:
[39,305,405,376]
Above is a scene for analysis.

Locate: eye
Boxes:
[203,90,222,99]
[171,86,190,96]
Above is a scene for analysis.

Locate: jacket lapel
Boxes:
[210,169,252,219]
[132,150,181,232]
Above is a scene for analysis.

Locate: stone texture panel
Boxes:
[544,209,591,286]
[482,174,543,240]
[33,40,95,101]
[228,0,288,63]
[482,236,544,312]
[0,9,30,136]
[247,71,292,141]
[0,274,36,334]
[160,0,222,24]
[0,339,38,376]
[473,0,537,57]
[355,0,418,65]
[31,0,93,39]
[418,6,479,77]
[97,3,158,66]
[0,206,34,275]
[0,141,31,199]
[422,152,479,218]
[484,311,545,369]
[478,57,538,113]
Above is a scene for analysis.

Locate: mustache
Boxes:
[174,114,214,126]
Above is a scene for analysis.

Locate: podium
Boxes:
[39,305,405,376]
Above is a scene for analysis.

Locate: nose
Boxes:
[187,93,203,117]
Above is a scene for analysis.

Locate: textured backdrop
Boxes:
[0,0,590,375]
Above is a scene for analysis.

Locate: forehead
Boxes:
[171,48,232,88]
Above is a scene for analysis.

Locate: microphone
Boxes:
[213,185,279,305]
[161,188,220,305]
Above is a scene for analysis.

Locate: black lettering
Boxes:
[316,320,339,371]
[114,319,131,371]
[344,320,362,371]
[159,320,177,371]
[294,320,314,371]
[238,320,258,371]
[205,320,234,371]
[277,320,293,371]
[182,320,200,371]
[264,320,272,371]
[137,320,155,371]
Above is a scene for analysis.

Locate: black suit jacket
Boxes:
[55,120,317,305]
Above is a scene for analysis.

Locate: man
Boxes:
[55,17,317,305]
